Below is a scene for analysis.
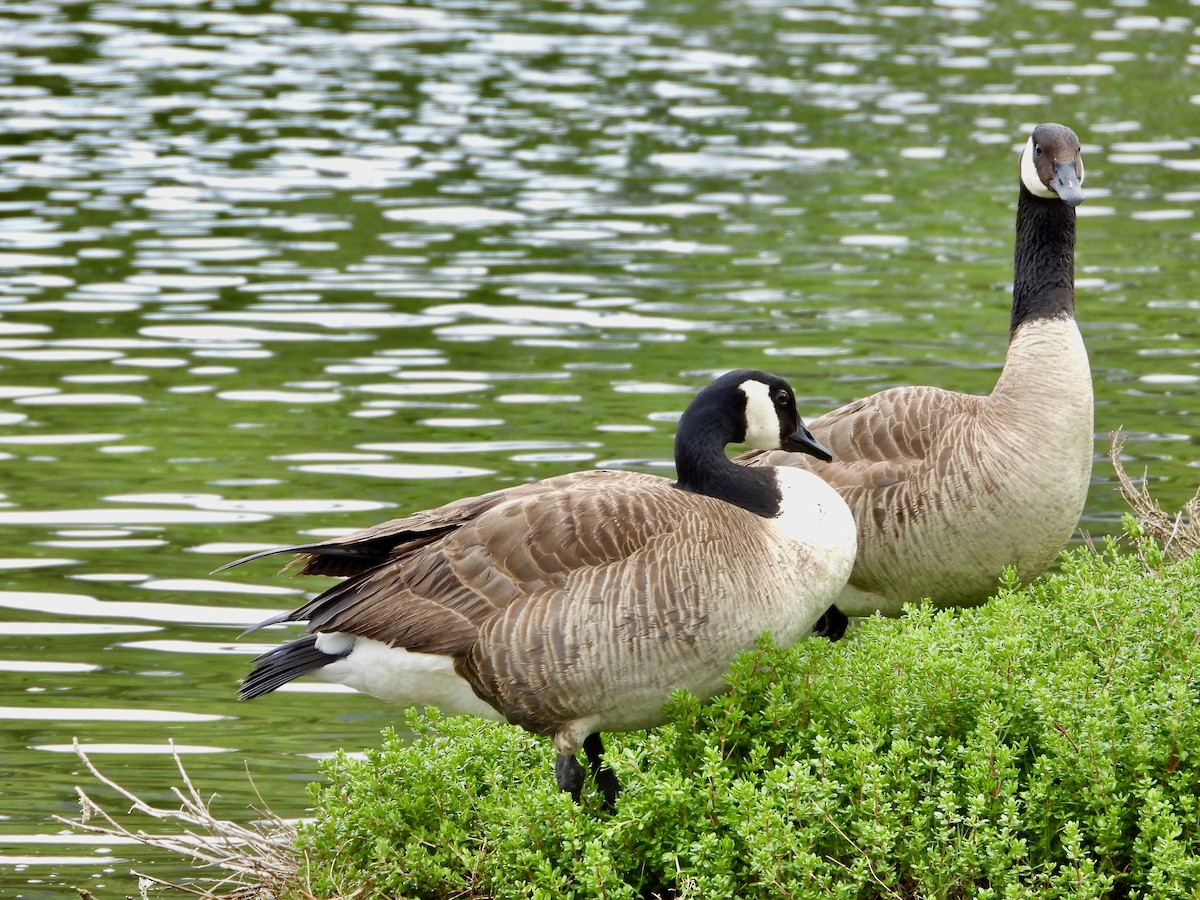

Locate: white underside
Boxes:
[312,633,505,722]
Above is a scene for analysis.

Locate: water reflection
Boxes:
[118,639,269,656]
[34,744,233,755]
[0,623,160,637]
[0,591,289,626]
[0,662,99,674]
[0,509,267,525]
[293,461,495,479]
[0,707,225,724]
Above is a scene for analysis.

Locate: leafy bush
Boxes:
[293,537,1200,899]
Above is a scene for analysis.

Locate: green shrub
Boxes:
[291,539,1200,899]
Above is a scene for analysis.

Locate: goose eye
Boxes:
[773,388,789,407]
[1034,144,1042,155]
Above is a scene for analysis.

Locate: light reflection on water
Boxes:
[293,461,497,479]
[0,662,99,674]
[0,707,225,723]
[33,744,234,755]
[0,591,292,626]
[1,0,1199,894]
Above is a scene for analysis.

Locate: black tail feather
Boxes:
[239,634,345,700]
[239,610,294,638]
[213,541,399,578]
[211,543,329,575]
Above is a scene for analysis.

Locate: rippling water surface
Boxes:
[1,0,1198,894]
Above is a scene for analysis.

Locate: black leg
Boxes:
[812,604,849,642]
[583,732,621,809]
[555,751,586,803]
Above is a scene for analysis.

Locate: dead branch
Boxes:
[55,739,302,899]
[1110,429,1200,562]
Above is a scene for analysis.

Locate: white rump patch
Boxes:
[1020,136,1058,199]
[739,379,781,450]
[314,632,355,656]
[313,634,506,722]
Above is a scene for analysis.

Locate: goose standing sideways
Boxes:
[225,370,857,803]
[740,123,1093,638]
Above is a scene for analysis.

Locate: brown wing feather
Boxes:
[459,491,760,732]
[286,476,585,577]
[279,470,696,659]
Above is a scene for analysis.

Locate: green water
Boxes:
[1,0,1198,895]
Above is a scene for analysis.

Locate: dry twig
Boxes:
[1109,429,1200,562]
[55,739,300,899]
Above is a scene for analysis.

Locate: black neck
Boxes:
[673,407,781,518]
[1010,184,1077,339]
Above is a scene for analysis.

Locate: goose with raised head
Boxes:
[740,122,1093,639]
[224,370,856,804]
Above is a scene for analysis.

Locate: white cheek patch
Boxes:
[739,380,781,450]
[1020,135,1059,199]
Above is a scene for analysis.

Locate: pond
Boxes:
[1,0,1198,895]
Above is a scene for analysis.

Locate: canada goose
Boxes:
[224,370,856,804]
[740,122,1092,639]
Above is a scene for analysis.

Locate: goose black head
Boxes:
[1019,123,1084,207]
[684,369,831,461]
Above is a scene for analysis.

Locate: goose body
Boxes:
[741,123,1093,625]
[227,370,856,801]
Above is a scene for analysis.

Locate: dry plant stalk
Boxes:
[1110,429,1200,561]
[55,739,303,899]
